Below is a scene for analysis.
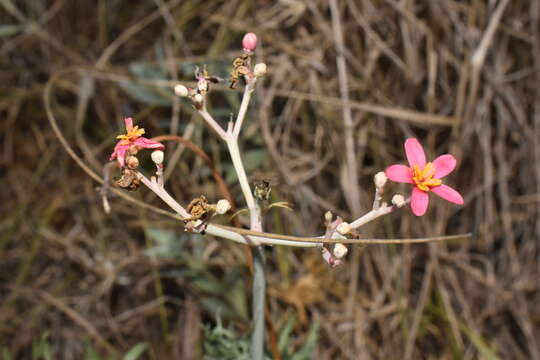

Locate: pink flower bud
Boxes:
[242,32,257,52]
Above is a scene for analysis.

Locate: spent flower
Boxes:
[110,117,164,167]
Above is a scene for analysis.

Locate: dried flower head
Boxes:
[125,155,139,170]
[186,195,212,222]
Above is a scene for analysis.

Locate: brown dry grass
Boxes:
[1,0,539,359]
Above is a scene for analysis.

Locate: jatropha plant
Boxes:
[101,33,466,359]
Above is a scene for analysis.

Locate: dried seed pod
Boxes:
[125,155,139,170]
[116,169,140,191]
[253,179,272,201]
[186,195,212,221]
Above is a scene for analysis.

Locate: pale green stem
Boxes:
[251,245,265,360]
[225,137,260,230]
[233,83,255,138]
[198,108,227,140]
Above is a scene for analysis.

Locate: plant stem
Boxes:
[234,83,254,137]
[330,0,362,217]
[250,245,266,360]
[226,137,261,231]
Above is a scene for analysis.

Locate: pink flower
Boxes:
[242,32,257,52]
[385,138,463,216]
[109,117,164,167]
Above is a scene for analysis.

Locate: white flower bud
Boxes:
[215,199,231,214]
[336,222,351,235]
[151,150,164,165]
[392,194,406,208]
[174,84,189,97]
[197,79,208,93]
[253,63,267,77]
[333,243,348,259]
[374,171,387,189]
[193,93,204,104]
[324,211,333,222]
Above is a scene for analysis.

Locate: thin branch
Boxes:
[330,0,361,216]
[198,109,227,139]
[233,83,255,138]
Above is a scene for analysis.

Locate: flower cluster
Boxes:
[104,33,464,269]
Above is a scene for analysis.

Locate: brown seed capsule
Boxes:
[125,156,139,170]
[186,195,212,221]
[116,169,140,191]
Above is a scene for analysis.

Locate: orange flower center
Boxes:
[116,125,145,144]
[412,162,442,191]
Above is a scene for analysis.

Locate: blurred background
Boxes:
[1,0,539,359]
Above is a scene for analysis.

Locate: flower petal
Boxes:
[433,154,456,179]
[404,138,426,167]
[133,137,165,149]
[110,146,128,167]
[431,184,464,204]
[411,187,429,216]
[124,117,134,131]
[385,165,413,183]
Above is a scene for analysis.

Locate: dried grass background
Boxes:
[1,0,539,359]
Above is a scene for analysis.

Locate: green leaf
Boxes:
[119,81,171,106]
[2,347,12,360]
[119,62,171,106]
[144,228,185,259]
[122,343,148,360]
[31,332,52,360]
[278,316,297,354]
[289,319,319,360]
[459,321,501,360]
[84,344,102,360]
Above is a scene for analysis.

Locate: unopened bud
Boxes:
[336,222,351,235]
[324,211,333,222]
[392,194,406,208]
[242,32,257,52]
[215,199,231,214]
[253,63,267,77]
[333,243,348,259]
[125,155,139,169]
[174,84,189,97]
[151,150,164,165]
[197,79,208,93]
[374,172,387,189]
[193,93,204,104]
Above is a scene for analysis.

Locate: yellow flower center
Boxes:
[412,162,442,191]
[116,125,145,144]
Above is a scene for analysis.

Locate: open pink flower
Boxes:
[109,117,164,167]
[385,138,463,216]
